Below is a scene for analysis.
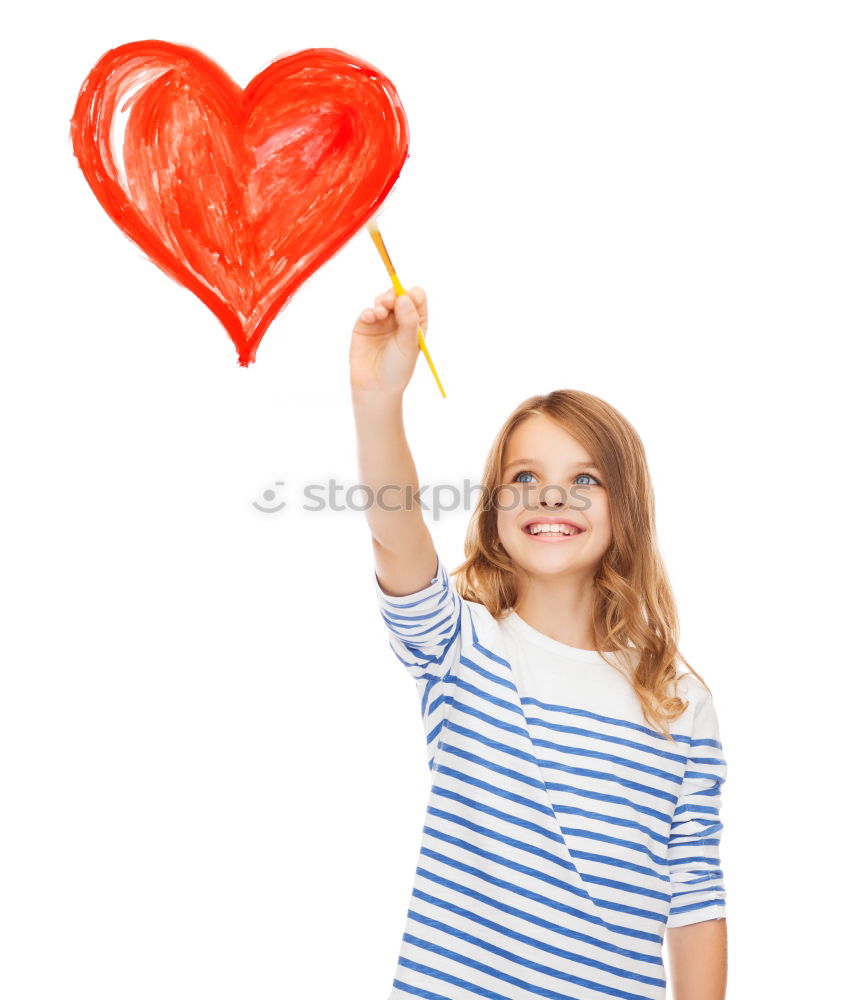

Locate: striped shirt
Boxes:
[374,550,727,1000]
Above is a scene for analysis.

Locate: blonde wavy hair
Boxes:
[451,389,710,742]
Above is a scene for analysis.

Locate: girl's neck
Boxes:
[513,573,598,651]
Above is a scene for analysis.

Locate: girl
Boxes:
[351,287,728,1000]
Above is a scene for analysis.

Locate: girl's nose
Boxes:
[540,486,566,507]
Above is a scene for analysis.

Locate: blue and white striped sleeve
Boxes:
[373,550,463,680]
[666,686,728,928]
[373,551,464,770]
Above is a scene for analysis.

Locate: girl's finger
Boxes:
[374,289,397,309]
[359,307,376,322]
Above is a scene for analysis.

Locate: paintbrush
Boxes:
[365,218,446,398]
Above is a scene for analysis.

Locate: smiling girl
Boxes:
[351,286,728,1000]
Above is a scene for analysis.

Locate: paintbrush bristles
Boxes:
[367,224,397,277]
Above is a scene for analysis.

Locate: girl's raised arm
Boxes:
[350,286,438,597]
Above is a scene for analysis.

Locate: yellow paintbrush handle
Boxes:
[416,327,447,397]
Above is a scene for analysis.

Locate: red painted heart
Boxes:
[70,40,409,366]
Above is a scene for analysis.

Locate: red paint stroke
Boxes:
[70,41,409,366]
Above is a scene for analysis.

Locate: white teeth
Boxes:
[527,523,579,535]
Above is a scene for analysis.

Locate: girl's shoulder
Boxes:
[459,597,523,654]
[669,668,718,733]
[460,595,502,637]
[672,668,713,702]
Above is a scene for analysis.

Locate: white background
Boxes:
[2,1,841,997]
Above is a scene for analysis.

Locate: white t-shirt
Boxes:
[374,550,727,1000]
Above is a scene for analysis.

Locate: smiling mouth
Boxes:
[522,522,584,538]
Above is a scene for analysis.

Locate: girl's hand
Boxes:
[349,286,428,395]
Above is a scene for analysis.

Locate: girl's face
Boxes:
[495,414,613,581]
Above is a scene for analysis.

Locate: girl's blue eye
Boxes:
[512,471,536,484]
[574,473,599,486]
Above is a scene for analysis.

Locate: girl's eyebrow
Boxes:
[503,458,600,472]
